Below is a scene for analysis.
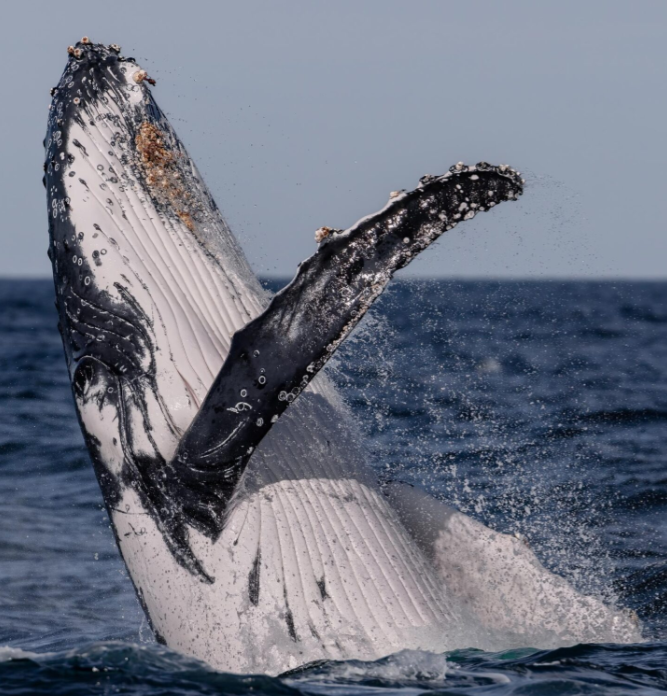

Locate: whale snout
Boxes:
[52,39,145,100]
[46,36,215,258]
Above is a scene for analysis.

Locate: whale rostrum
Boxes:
[44,39,641,674]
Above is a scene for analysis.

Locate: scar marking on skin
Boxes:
[316,576,328,600]
[248,550,261,606]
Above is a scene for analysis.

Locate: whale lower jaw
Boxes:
[112,476,471,675]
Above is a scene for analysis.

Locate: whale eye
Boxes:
[73,359,101,399]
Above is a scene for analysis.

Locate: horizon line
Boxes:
[3,274,667,283]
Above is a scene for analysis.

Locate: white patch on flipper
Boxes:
[385,483,643,649]
[433,509,642,646]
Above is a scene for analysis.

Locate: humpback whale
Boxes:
[44,39,642,674]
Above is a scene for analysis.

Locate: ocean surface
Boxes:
[1,278,666,695]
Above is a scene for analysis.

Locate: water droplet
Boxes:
[258,376,266,385]
[240,389,247,397]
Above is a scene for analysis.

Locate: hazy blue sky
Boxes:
[1,1,665,278]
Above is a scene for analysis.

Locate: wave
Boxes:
[1,641,666,695]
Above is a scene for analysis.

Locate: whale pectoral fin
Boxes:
[383,481,643,646]
[168,164,523,538]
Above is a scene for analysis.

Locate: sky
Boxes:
[1,0,665,279]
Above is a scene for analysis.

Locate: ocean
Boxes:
[1,277,666,694]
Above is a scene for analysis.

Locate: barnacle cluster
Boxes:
[134,121,195,231]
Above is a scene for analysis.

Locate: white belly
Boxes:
[111,393,480,675]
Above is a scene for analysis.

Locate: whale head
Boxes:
[44,39,272,579]
[45,40,266,436]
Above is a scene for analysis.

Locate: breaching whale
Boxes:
[44,39,642,674]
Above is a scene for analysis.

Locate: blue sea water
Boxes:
[1,278,666,694]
